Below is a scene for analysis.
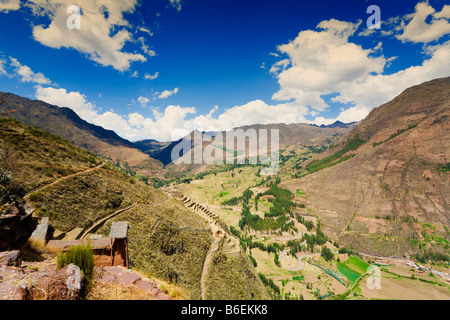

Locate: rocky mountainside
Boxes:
[0,92,163,171]
[283,77,450,257]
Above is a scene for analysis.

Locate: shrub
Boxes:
[57,243,94,287]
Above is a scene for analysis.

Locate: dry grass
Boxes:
[87,281,157,300]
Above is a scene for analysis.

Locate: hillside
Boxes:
[283,77,450,257]
[0,117,268,299]
[0,92,164,172]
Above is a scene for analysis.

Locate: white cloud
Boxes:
[0,58,7,76]
[130,70,138,78]
[33,82,312,142]
[269,59,290,75]
[169,0,182,12]
[155,87,179,99]
[397,2,450,43]
[358,28,376,37]
[272,19,385,111]
[10,57,52,84]
[189,100,310,133]
[35,85,144,139]
[138,36,157,57]
[313,40,450,124]
[35,86,98,120]
[33,84,195,141]
[268,15,450,126]
[137,96,150,108]
[26,0,146,71]
[144,71,159,80]
[138,27,153,36]
[0,0,20,11]
[333,40,450,108]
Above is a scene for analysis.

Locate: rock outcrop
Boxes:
[0,196,36,251]
[0,259,85,300]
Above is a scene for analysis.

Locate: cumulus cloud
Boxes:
[155,87,179,99]
[35,86,98,120]
[269,59,290,75]
[0,0,20,11]
[26,0,146,71]
[272,19,386,112]
[311,40,450,124]
[397,2,450,43]
[10,57,52,84]
[144,72,159,80]
[189,100,310,133]
[33,84,195,141]
[263,14,450,126]
[137,96,150,108]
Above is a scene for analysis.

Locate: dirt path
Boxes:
[80,204,136,239]
[24,163,106,200]
[163,189,235,300]
[200,237,220,300]
[81,192,173,239]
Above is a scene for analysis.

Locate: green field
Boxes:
[337,263,361,283]
[346,257,370,274]
[337,257,370,283]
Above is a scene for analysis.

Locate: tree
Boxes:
[321,246,334,261]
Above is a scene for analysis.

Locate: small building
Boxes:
[108,221,129,268]
[46,221,129,268]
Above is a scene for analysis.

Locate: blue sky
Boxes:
[0,0,449,141]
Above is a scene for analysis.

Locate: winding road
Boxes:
[279,249,320,271]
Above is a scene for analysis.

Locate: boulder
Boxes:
[0,250,21,267]
[0,198,37,251]
[27,264,85,300]
[0,262,85,300]
[29,217,54,245]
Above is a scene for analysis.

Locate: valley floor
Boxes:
[168,165,450,300]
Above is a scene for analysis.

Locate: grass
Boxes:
[337,263,362,284]
[292,275,305,282]
[56,243,94,288]
[205,251,270,300]
[97,204,211,300]
[0,118,102,195]
[347,257,370,274]
[336,257,370,284]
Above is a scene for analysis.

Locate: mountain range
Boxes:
[0,93,164,171]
